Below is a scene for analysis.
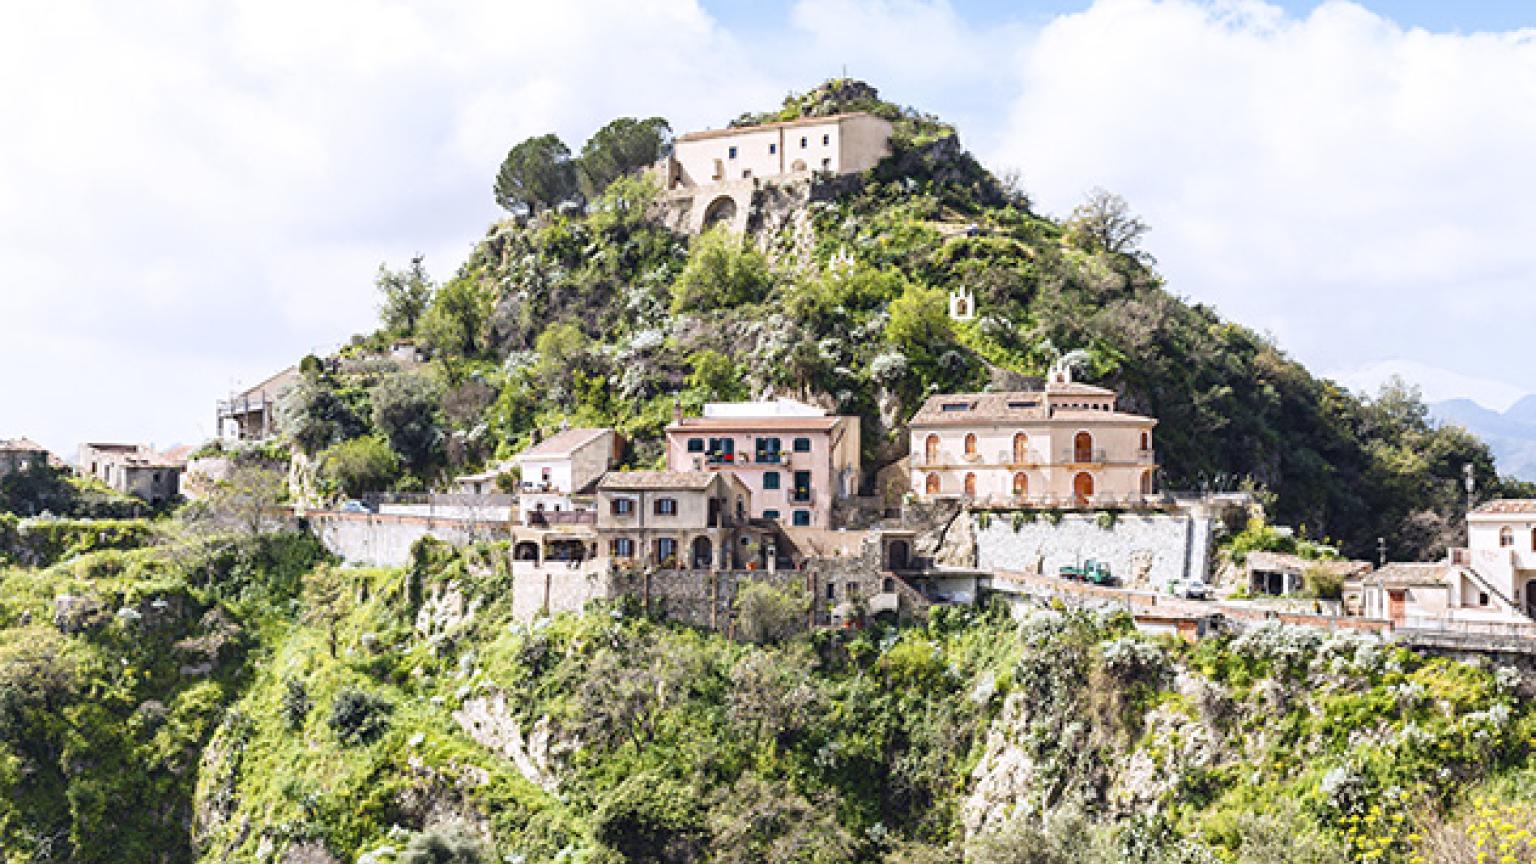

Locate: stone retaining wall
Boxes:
[308,512,512,567]
[974,511,1202,589]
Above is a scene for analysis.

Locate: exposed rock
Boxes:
[1107,702,1216,814]
[53,594,107,634]
[933,510,977,569]
[280,840,339,864]
[416,581,479,650]
[961,690,1045,837]
[452,691,560,792]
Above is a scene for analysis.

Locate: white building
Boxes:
[660,112,894,232]
[511,428,620,525]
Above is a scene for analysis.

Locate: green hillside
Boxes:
[288,79,1528,561]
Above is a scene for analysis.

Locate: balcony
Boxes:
[790,488,813,504]
[1062,448,1108,465]
[526,510,596,527]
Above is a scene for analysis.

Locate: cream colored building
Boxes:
[660,113,893,232]
[1361,500,1536,627]
[665,398,861,529]
[908,377,1158,509]
[596,471,752,570]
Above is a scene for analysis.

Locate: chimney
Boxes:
[672,398,683,425]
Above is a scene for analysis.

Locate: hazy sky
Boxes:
[3,0,1535,457]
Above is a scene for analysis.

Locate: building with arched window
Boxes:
[907,378,1158,508]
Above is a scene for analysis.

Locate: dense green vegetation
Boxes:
[10,528,1530,863]
[271,79,1531,561]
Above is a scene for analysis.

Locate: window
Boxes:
[800,136,808,148]
[756,437,781,463]
[1074,431,1094,463]
[826,582,836,600]
[1006,400,1038,409]
[822,133,830,145]
[924,434,940,463]
[925,473,940,495]
[792,471,812,502]
[793,437,812,452]
[1479,592,1490,607]
[792,510,811,526]
[610,537,634,558]
[963,473,977,497]
[769,143,777,154]
[941,402,972,412]
[687,438,705,453]
[964,433,977,456]
[763,509,781,520]
[1501,526,1515,547]
[655,497,678,516]
[763,471,781,490]
[742,170,751,179]
[1013,472,1028,496]
[655,537,677,566]
[611,498,634,515]
[821,158,831,169]
[728,146,738,159]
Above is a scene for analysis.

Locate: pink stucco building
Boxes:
[665,399,861,529]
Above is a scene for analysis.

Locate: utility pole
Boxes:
[1463,463,1476,513]
[1377,537,1387,567]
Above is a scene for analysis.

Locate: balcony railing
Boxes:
[526,510,596,526]
[918,449,1154,468]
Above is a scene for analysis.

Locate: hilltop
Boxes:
[284,79,1526,561]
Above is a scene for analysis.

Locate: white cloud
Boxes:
[0,0,779,456]
[992,0,1536,400]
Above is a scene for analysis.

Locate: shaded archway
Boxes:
[1074,431,1094,463]
[1013,432,1029,464]
[963,472,977,498]
[925,472,940,495]
[887,539,910,571]
[691,536,714,569]
[702,195,737,228]
[1073,472,1095,506]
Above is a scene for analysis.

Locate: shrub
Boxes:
[327,688,391,746]
[280,677,310,730]
[398,820,489,864]
[593,772,706,862]
[1302,564,1343,600]
[735,580,809,645]
[319,435,400,498]
[671,227,772,313]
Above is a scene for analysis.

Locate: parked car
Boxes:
[1167,579,1214,600]
[339,499,369,513]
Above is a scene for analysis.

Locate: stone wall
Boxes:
[973,511,1205,589]
[308,512,512,568]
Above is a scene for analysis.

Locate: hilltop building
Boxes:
[660,112,893,233]
[665,398,861,529]
[77,442,182,505]
[509,427,621,524]
[908,370,1158,508]
[0,438,51,479]
[218,367,300,442]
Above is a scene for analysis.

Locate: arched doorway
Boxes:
[513,542,540,563]
[691,536,714,569]
[887,540,910,571]
[925,472,940,495]
[1013,432,1029,464]
[1073,472,1095,506]
[1074,431,1094,463]
[963,472,977,498]
[1012,472,1028,498]
[925,434,940,464]
[702,195,737,228]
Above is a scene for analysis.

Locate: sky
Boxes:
[3,0,1535,459]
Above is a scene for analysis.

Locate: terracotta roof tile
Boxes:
[1365,563,1452,588]
[1472,499,1536,515]
[909,391,1155,426]
[517,428,612,459]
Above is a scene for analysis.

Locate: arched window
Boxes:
[963,472,977,497]
[1012,472,1028,497]
[964,433,978,456]
[925,434,940,464]
[1500,526,1514,547]
[1013,432,1029,463]
[1073,472,1095,505]
[1074,431,1094,463]
[925,472,940,495]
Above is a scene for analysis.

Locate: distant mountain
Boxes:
[1433,396,1536,481]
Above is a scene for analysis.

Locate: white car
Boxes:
[1168,579,1214,600]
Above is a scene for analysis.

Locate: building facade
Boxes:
[908,378,1158,509]
[77,442,182,505]
[0,438,50,479]
[217,367,300,442]
[504,427,620,523]
[665,399,861,529]
[596,471,752,570]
